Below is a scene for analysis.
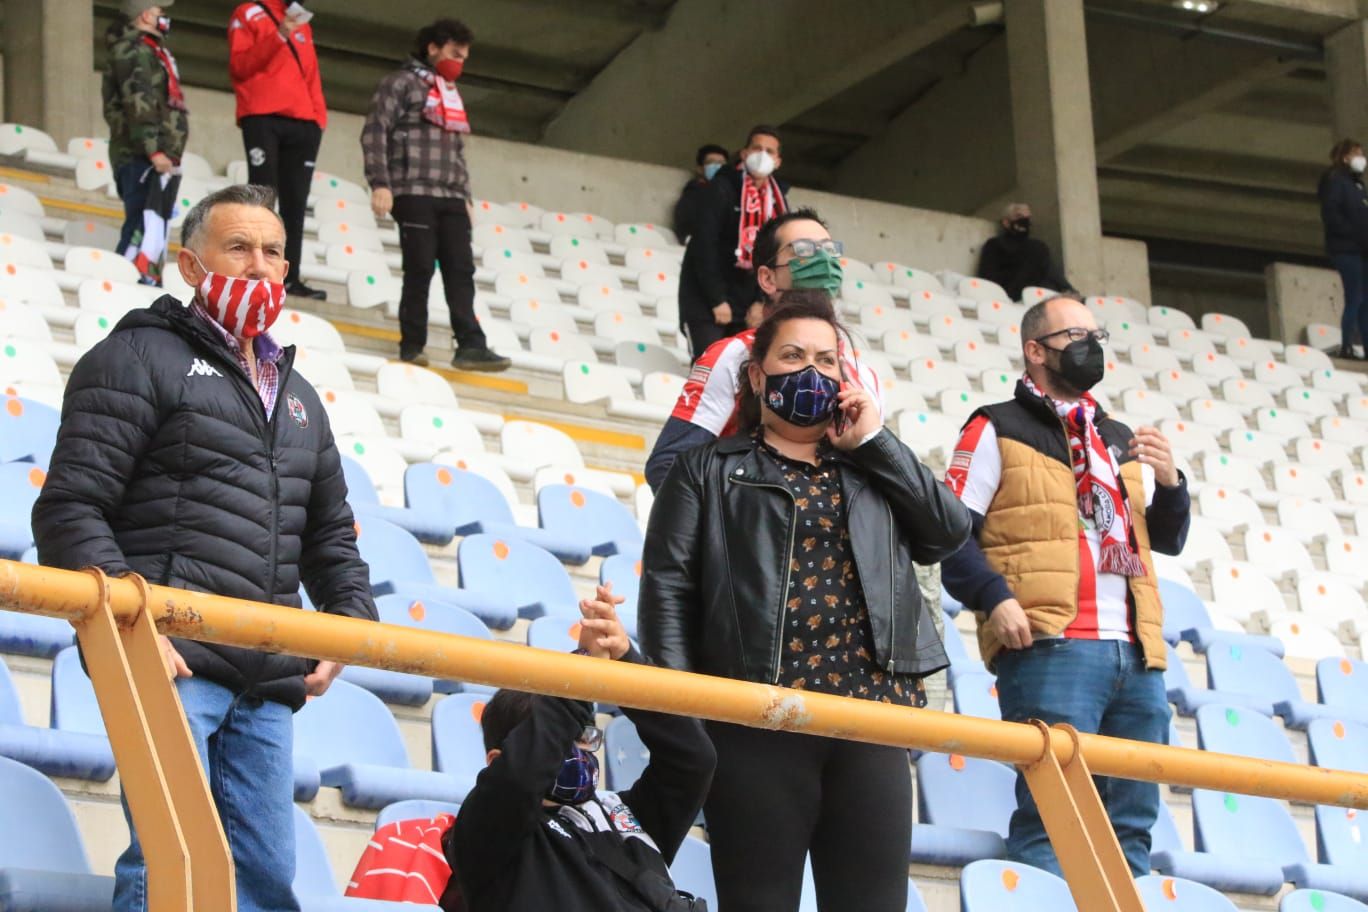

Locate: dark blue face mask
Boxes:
[763,364,841,427]
[547,747,599,805]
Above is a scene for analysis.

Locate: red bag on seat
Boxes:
[345,813,456,904]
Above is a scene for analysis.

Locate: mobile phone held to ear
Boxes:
[833,380,848,437]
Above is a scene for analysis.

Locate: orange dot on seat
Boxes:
[569,622,583,640]
[948,754,965,771]
[1335,721,1347,739]
[471,701,485,723]
[436,468,453,485]
[408,601,426,622]
[27,467,45,487]
[4,399,21,417]
[570,490,586,507]
[1001,869,1019,891]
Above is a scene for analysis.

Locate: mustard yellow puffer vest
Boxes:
[973,398,1166,672]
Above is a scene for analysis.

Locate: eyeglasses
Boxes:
[576,725,603,752]
[1033,328,1110,346]
[782,238,843,259]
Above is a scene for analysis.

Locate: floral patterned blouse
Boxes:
[759,438,926,708]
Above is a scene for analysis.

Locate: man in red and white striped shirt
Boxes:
[941,295,1190,878]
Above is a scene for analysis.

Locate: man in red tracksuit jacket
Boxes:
[228,0,328,300]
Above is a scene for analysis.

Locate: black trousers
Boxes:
[703,721,913,912]
[685,319,743,362]
[240,114,322,286]
[392,195,484,356]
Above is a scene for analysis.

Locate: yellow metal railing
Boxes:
[2,559,1365,912]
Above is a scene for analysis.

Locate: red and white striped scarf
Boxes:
[734,167,786,270]
[413,62,470,134]
[142,36,187,114]
[1023,374,1146,577]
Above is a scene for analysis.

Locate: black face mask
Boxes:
[1041,336,1104,395]
[1008,217,1031,236]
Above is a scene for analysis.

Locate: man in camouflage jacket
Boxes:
[103,1,188,273]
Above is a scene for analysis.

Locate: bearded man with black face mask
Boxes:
[940,294,1190,880]
[976,202,1075,302]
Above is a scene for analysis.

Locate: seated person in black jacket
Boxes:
[449,584,716,912]
[976,202,1075,302]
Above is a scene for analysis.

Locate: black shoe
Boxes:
[286,281,327,301]
[399,351,430,367]
[451,347,512,372]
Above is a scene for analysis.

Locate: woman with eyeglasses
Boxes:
[448,583,717,912]
[639,291,972,911]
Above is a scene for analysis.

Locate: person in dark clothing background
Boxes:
[32,184,377,912]
[677,125,789,360]
[672,143,728,243]
[1317,138,1368,360]
[450,583,714,912]
[640,296,970,911]
[362,18,510,372]
[976,202,1074,302]
[229,0,329,301]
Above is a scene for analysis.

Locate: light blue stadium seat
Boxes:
[0,462,42,559]
[1205,643,1336,729]
[0,654,113,782]
[1136,874,1239,911]
[403,463,590,564]
[0,755,115,911]
[356,517,517,630]
[0,549,73,657]
[1170,789,1368,897]
[667,835,718,908]
[526,615,579,653]
[959,859,1076,911]
[293,679,465,810]
[341,454,452,546]
[940,611,984,682]
[1152,800,1187,857]
[374,799,461,830]
[429,693,488,801]
[911,752,1010,865]
[1316,658,1368,726]
[1307,718,1368,773]
[1165,642,1272,717]
[292,805,442,911]
[1282,890,1368,912]
[537,484,643,558]
[940,585,964,618]
[598,553,640,639]
[458,533,579,622]
[951,671,1000,721]
[1160,579,1284,656]
[604,715,648,792]
[374,594,492,694]
[1316,803,1368,876]
[0,396,58,468]
[1194,704,1295,764]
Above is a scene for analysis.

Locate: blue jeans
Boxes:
[112,676,300,912]
[1331,252,1368,349]
[994,638,1170,877]
[115,159,152,257]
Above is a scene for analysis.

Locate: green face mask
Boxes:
[785,249,844,293]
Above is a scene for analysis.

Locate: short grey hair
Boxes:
[1001,202,1030,221]
[180,184,281,252]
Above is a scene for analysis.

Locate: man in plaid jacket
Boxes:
[361,18,510,372]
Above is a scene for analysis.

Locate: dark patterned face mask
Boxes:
[547,746,599,804]
[763,365,841,427]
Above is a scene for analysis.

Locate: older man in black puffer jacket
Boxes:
[33,183,376,912]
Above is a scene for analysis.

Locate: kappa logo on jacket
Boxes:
[186,358,223,378]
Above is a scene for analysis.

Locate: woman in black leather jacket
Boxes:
[639,292,972,912]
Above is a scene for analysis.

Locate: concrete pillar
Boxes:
[1004,0,1105,295]
[1326,20,1368,145]
[2,0,94,143]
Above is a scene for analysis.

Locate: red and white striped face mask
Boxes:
[195,265,286,338]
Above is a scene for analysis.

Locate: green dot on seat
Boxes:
[629,226,638,234]
[917,414,927,424]
[1244,432,1253,441]
[905,270,913,277]
[1230,645,1243,660]
[959,393,968,402]
[856,281,864,289]
[181,198,190,208]
[1303,391,1310,399]
[1160,308,1168,315]
[366,276,376,286]
[1224,708,1240,726]
[13,126,21,133]
[432,417,444,429]
[1122,322,1130,330]
[3,345,14,357]
[1311,891,1327,911]
[580,364,590,374]
[353,442,365,455]
[636,343,646,352]
[571,238,579,246]
[329,179,338,187]
[502,250,511,258]
[1220,456,1228,465]
[1269,409,1278,417]
[1223,794,1239,813]
[98,317,108,329]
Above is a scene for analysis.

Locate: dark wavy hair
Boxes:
[736,289,844,432]
[415,18,474,59]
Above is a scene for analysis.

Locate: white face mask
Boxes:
[1351,155,1366,174]
[744,149,776,178]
